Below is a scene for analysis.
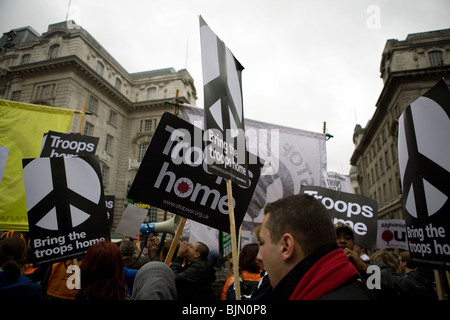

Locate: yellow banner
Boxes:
[0,100,75,231]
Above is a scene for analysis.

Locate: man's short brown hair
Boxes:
[264,194,336,256]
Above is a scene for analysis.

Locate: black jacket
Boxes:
[364,262,430,300]
[403,269,438,300]
[270,244,373,300]
[170,257,216,300]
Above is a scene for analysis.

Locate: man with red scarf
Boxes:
[257,194,372,300]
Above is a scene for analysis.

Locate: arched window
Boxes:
[96,61,104,76]
[115,78,122,91]
[147,87,157,100]
[48,44,59,60]
[138,143,149,162]
[20,54,30,65]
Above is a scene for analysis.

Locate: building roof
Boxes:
[0,26,40,53]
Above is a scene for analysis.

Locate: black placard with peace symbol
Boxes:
[23,155,110,266]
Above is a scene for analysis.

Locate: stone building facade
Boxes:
[350,28,450,220]
[0,20,197,230]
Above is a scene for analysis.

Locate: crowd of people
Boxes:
[0,194,445,300]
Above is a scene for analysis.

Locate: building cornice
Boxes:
[9,55,132,107]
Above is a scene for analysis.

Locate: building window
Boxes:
[115,78,122,91]
[34,83,56,100]
[429,50,444,67]
[87,95,98,114]
[41,85,52,99]
[48,44,59,60]
[385,151,390,169]
[101,164,110,190]
[147,87,157,100]
[108,109,117,125]
[20,54,30,65]
[140,118,157,132]
[83,121,94,136]
[379,157,384,174]
[96,61,104,76]
[105,134,114,153]
[138,143,149,162]
[11,90,21,101]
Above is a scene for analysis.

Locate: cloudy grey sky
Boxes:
[1,0,449,174]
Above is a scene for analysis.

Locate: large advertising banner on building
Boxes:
[398,79,450,269]
[127,112,262,233]
[300,185,378,250]
[182,106,327,246]
[23,155,110,266]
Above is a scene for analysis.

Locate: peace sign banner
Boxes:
[200,16,249,187]
[23,155,110,266]
[398,79,450,270]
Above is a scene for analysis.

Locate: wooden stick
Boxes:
[164,217,187,265]
[173,89,179,115]
[77,100,87,133]
[227,179,241,300]
[163,91,187,265]
[226,260,231,277]
[434,269,447,300]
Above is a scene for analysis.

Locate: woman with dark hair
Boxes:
[221,243,262,300]
[0,235,43,300]
[76,240,129,300]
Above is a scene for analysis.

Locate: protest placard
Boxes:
[300,185,378,249]
[23,155,110,266]
[398,79,450,269]
[323,171,352,193]
[127,112,262,233]
[40,131,99,157]
[200,16,249,187]
[104,195,115,228]
[377,219,408,250]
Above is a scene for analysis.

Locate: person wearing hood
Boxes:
[170,241,216,300]
[132,261,176,300]
[0,235,43,300]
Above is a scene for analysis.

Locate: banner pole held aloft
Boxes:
[227,179,241,300]
[164,217,187,265]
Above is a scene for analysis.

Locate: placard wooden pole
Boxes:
[164,217,187,265]
[434,269,447,300]
[163,90,187,265]
[72,99,87,268]
[227,179,241,300]
[77,100,87,134]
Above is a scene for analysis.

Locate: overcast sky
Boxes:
[1,0,449,174]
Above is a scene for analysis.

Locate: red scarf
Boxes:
[289,248,358,300]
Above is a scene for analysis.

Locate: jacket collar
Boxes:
[270,244,338,300]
